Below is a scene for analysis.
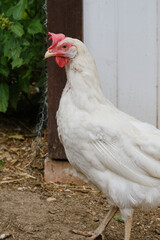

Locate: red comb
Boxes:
[48,32,66,50]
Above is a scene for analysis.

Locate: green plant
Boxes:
[0,161,6,166]
[114,213,124,223]
[0,0,46,113]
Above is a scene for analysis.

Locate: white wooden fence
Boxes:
[83,0,160,127]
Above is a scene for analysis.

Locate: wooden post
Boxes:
[47,0,83,159]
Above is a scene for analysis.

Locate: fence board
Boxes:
[47,0,83,159]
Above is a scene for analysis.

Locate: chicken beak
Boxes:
[44,50,56,59]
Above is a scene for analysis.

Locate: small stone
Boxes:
[101,196,106,200]
[0,233,11,239]
[91,211,96,216]
[93,217,99,222]
[18,187,27,191]
[47,197,57,202]
[48,210,56,214]
[66,195,71,198]
[65,189,71,192]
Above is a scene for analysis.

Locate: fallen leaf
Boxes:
[8,134,24,140]
[9,147,19,152]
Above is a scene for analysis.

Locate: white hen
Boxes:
[45,32,160,240]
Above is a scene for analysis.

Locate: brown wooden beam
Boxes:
[47,0,83,159]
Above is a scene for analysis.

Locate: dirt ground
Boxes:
[0,114,160,240]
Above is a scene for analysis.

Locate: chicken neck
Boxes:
[64,50,108,111]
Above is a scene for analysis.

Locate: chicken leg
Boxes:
[72,206,118,240]
[124,215,133,240]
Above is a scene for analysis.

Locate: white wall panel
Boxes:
[83,0,118,105]
[118,0,157,125]
[158,0,160,128]
[83,0,159,126]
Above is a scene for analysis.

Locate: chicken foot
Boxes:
[124,215,133,240]
[72,206,118,240]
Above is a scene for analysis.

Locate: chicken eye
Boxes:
[62,45,67,49]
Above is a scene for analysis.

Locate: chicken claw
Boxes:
[85,233,105,240]
[72,206,118,240]
[72,229,105,240]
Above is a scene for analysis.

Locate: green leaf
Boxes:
[6,6,14,17]
[4,38,19,59]
[4,38,23,69]
[10,42,21,58]
[0,66,9,77]
[23,51,34,64]
[35,77,45,88]
[8,134,24,140]
[11,22,24,37]
[4,39,13,58]
[114,214,124,223]
[0,56,7,66]
[0,161,6,166]
[11,57,23,69]
[9,83,20,110]
[0,82,9,113]
[19,77,30,93]
[1,0,46,113]
[28,18,42,35]
[22,39,30,47]
[7,0,27,20]
[22,68,32,79]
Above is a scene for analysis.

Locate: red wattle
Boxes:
[54,56,68,68]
